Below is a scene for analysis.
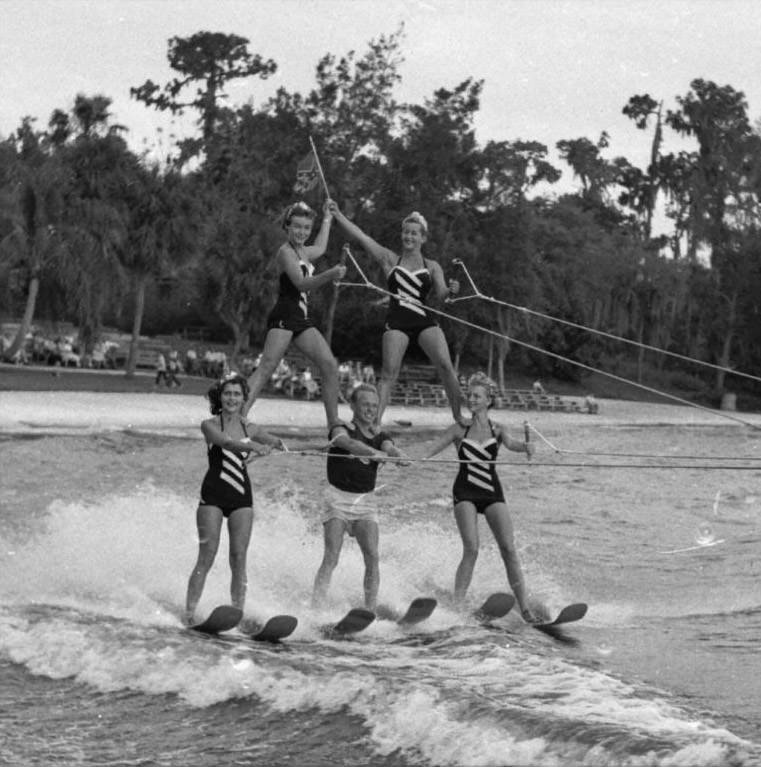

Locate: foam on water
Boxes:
[0,606,752,767]
[1,456,760,765]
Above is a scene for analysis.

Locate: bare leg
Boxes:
[453,502,480,603]
[483,502,535,618]
[184,505,223,624]
[226,507,254,611]
[378,329,409,424]
[312,518,347,606]
[418,326,464,423]
[353,520,380,610]
[293,328,340,425]
[244,328,293,415]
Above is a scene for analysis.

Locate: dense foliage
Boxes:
[1,29,760,402]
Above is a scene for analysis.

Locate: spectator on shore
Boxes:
[167,350,182,387]
[104,341,119,369]
[585,394,599,414]
[362,363,375,384]
[338,361,351,387]
[271,359,292,392]
[90,342,107,369]
[301,368,319,400]
[532,380,546,396]
[185,348,198,375]
[155,352,168,386]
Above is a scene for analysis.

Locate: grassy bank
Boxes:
[0,364,214,396]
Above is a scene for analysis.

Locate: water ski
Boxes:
[398,597,437,626]
[474,592,515,623]
[376,597,437,626]
[247,615,298,643]
[322,607,375,638]
[533,603,587,628]
[189,605,242,635]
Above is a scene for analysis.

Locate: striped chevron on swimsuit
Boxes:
[298,261,314,318]
[389,267,428,317]
[459,438,498,491]
[220,450,246,494]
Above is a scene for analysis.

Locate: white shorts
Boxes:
[322,485,380,526]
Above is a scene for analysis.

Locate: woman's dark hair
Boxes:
[282,201,317,230]
[206,373,250,414]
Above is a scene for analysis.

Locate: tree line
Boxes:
[1,28,760,402]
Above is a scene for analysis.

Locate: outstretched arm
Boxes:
[246,423,287,451]
[328,201,397,274]
[201,419,255,454]
[423,423,463,458]
[332,428,389,462]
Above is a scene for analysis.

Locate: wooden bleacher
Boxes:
[492,389,583,412]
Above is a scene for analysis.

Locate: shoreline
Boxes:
[1,390,758,438]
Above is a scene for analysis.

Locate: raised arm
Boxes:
[300,203,333,262]
[328,201,397,274]
[278,245,346,292]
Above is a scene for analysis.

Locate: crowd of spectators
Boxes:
[0,330,121,369]
[2,329,380,403]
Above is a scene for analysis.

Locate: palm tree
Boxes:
[119,165,201,376]
[0,159,66,361]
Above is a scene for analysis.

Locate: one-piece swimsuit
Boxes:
[199,416,253,516]
[384,257,438,339]
[452,421,505,514]
[267,249,315,336]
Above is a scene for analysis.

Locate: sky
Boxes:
[2,0,761,197]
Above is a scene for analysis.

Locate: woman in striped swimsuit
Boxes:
[328,201,464,425]
[244,201,347,428]
[184,374,286,625]
[425,372,539,622]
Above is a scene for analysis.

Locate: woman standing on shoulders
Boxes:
[425,372,539,622]
[328,201,463,425]
[184,373,286,626]
[244,201,347,427]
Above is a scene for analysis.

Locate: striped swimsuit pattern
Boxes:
[452,422,505,512]
[219,448,247,495]
[388,266,429,317]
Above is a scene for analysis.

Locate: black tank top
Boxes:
[326,422,392,493]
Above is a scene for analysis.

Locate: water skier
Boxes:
[425,372,539,622]
[313,383,407,610]
[184,373,286,625]
[328,201,464,425]
[244,201,346,427]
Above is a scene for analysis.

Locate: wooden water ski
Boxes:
[189,605,242,635]
[376,597,437,626]
[474,592,515,623]
[532,602,587,628]
[322,607,375,638]
[248,615,298,643]
[397,597,437,626]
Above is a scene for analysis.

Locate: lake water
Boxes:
[1,398,760,766]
